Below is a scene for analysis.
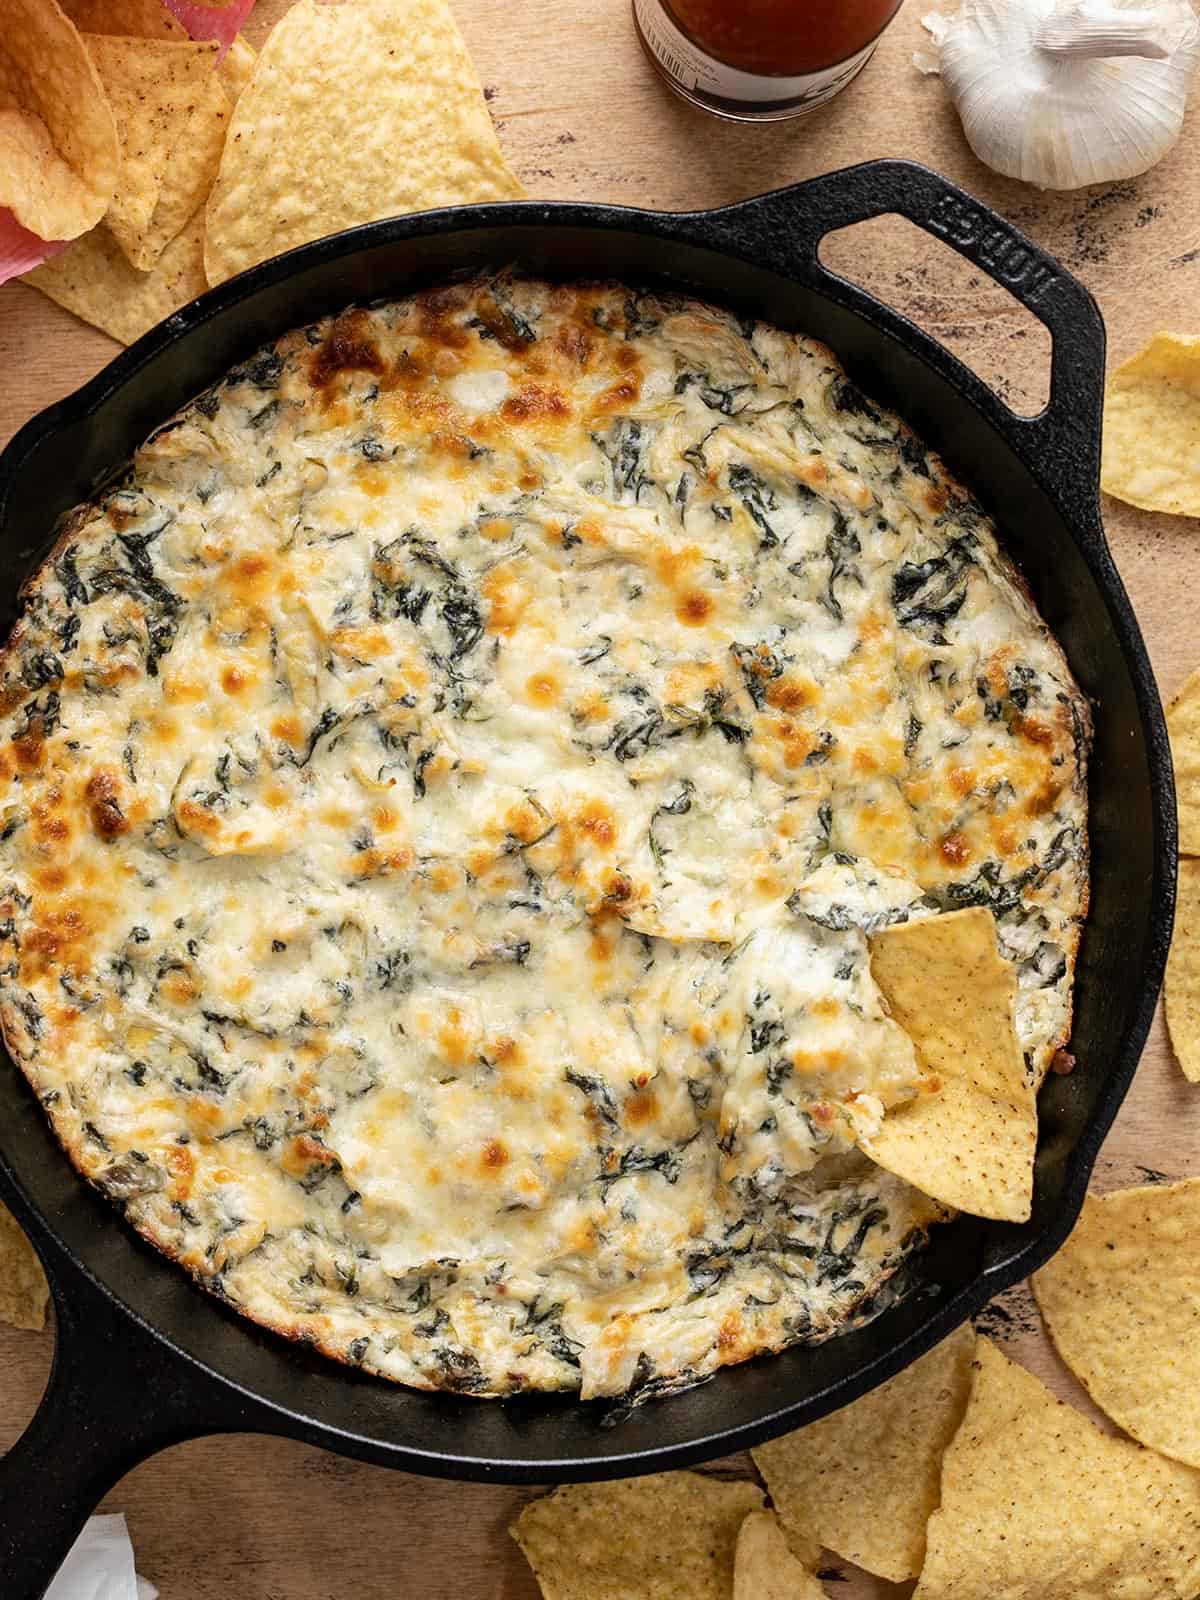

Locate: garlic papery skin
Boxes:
[928,0,1200,189]
[1038,0,1194,55]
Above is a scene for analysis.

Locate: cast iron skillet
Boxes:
[0,160,1176,1597]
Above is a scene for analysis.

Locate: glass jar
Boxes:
[633,0,905,121]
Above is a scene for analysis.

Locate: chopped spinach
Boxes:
[55,547,88,605]
[891,536,977,642]
[609,711,663,762]
[565,1067,618,1128]
[1022,940,1067,986]
[597,419,651,502]
[21,651,63,690]
[821,510,863,623]
[727,463,778,547]
[648,780,693,869]
[433,1345,488,1393]
[578,636,611,666]
[729,642,776,709]
[439,587,483,660]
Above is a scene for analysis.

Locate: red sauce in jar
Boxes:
[664,0,904,75]
[634,0,906,119]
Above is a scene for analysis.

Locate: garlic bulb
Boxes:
[921,0,1200,189]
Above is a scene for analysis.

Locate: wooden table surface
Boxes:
[1,2,1197,1595]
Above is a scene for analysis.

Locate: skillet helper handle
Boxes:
[716,160,1106,518]
[0,1244,255,1599]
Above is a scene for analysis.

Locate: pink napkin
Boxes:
[0,212,67,289]
[162,0,257,56]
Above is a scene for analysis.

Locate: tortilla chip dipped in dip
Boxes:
[861,908,1038,1221]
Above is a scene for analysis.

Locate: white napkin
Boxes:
[45,1514,156,1600]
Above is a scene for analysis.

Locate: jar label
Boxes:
[633,0,878,108]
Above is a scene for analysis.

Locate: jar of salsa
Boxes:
[633,0,905,120]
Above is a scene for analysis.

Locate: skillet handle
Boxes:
[707,160,1106,521]
[0,1240,260,1599]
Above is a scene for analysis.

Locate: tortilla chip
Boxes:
[131,75,230,272]
[1167,666,1200,858]
[1166,858,1200,1082]
[0,0,119,240]
[511,1472,764,1600]
[1102,333,1200,517]
[59,0,188,37]
[914,1338,1200,1600]
[82,36,222,270]
[24,206,207,346]
[203,0,524,286]
[1033,1181,1200,1468]
[124,34,250,273]
[753,1323,974,1582]
[859,908,1037,1221]
[733,1512,825,1600]
[0,1199,48,1332]
[217,35,256,103]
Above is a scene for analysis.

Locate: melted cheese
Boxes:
[0,279,1088,1397]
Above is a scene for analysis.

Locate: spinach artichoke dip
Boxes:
[0,278,1088,1398]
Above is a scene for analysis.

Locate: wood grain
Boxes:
[0,1,1197,1594]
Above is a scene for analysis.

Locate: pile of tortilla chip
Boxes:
[512,1214,1200,1599]
[17,0,522,346]
[0,1,119,246]
[8,0,251,339]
